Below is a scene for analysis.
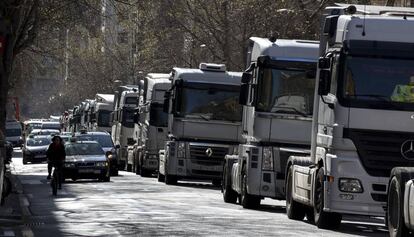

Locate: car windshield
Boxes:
[178,83,241,121]
[149,103,168,127]
[41,123,61,130]
[76,134,114,147]
[256,61,316,116]
[6,128,21,137]
[65,143,104,156]
[27,123,42,133]
[97,110,111,127]
[27,137,51,147]
[339,56,414,111]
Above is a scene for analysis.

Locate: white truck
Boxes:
[286,4,414,229]
[159,63,242,185]
[92,94,114,133]
[131,74,170,177]
[222,37,318,209]
[111,85,139,170]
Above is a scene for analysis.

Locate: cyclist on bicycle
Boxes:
[46,136,66,188]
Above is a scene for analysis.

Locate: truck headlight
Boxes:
[177,142,185,158]
[262,147,273,171]
[339,178,363,193]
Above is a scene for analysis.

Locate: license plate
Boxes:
[78,169,100,174]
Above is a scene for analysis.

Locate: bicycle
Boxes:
[50,162,63,196]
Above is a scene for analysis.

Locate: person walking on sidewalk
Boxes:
[46,136,66,181]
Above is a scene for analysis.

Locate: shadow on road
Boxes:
[175,181,221,191]
[255,204,286,214]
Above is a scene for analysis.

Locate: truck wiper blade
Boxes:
[185,114,210,121]
[351,94,390,101]
[271,106,309,117]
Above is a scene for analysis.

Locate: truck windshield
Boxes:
[178,83,241,121]
[149,103,168,127]
[256,61,316,116]
[339,56,414,110]
[97,110,111,127]
[122,109,135,128]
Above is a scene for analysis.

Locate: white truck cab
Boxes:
[92,94,114,133]
[111,86,139,170]
[287,4,414,229]
[132,74,170,176]
[159,63,242,185]
[222,37,319,208]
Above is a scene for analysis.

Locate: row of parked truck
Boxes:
[60,4,414,236]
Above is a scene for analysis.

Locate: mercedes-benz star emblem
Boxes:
[401,140,414,160]
[205,148,213,157]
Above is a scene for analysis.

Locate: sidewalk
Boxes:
[0,163,32,237]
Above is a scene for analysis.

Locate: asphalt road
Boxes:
[7,149,388,237]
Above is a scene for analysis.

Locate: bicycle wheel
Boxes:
[52,171,58,196]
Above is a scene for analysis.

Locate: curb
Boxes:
[8,164,34,237]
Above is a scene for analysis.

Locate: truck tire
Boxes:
[388,173,413,237]
[222,164,237,204]
[140,166,151,178]
[285,165,306,220]
[157,172,165,182]
[126,164,132,172]
[240,166,260,209]
[314,168,342,229]
[164,168,177,185]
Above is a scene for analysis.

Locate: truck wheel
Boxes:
[140,167,151,178]
[314,168,342,229]
[286,165,306,220]
[165,169,177,185]
[223,165,237,204]
[240,166,260,209]
[157,172,165,182]
[388,176,411,237]
[212,179,221,186]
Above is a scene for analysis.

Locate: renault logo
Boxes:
[205,148,213,157]
[401,140,414,160]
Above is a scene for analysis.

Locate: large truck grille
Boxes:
[189,145,229,160]
[343,128,414,177]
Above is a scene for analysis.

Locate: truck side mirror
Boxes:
[241,72,252,84]
[318,69,331,96]
[127,138,135,146]
[239,83,250,105]
[318,57,331,69]
[115,144,121,149]
[163,91,171,113]
[133,112,139,123]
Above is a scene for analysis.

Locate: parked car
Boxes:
[74,131,119,176]
[30,129,60,136]
[63,141,110,182]
[22,135,51,164]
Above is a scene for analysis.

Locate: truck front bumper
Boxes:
[325,152,388,217]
